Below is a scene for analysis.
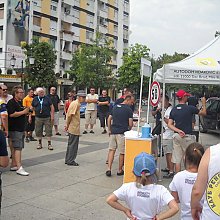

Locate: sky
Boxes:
[130,0,220,57]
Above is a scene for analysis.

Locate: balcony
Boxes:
[62,13,74,24]
[62,0,73,6]
[99,10,107,18]
[61,30,74,42]
[61,50,72,60]
[98,25,107,34]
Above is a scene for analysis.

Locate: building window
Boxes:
[114,24,118,35]
[87,15,94,28]
[73,9,80,23]
[0,30,3,40]
[114,10,118,20]
[51,5,57,11]
[86,30,93,41]
[0,8,4,19]
[99,17,107,27]
[49,39,56,48]
[114,39,117,48]
[124,1,129,12]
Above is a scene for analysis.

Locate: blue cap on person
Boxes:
[133,152,156,177]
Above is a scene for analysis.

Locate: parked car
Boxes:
[80,100,115,118]
[199,98,220,134]
[206,97,219,108]
[80,102,86,118]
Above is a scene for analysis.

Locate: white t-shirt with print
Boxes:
[114,182,174,220]
[169,170,201,220]
[163,105,174,139]
[86,94,98,110]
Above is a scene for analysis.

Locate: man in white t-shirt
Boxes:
[83,88,98,134]
[162,95,175,179]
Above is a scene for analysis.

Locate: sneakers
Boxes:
[37,144,42,149]
[25,137,30,143]
[82,131,88,134]
[48,145,53,150]
[161,168,170,173]
[55,132,61,136]
[90,130,94,134]
[163,172,175,179]
[29,136,37,141]
[10,166,18,171]
[16,166,29,176]
[102,130,107,134]
[106,170,111,177]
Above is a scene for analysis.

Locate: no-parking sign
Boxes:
[150,81,161,107]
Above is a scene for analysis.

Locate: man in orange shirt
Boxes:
[23,88,37,142]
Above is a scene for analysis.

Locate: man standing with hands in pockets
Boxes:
[65,91,86,166]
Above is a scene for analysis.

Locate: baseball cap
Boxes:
[133,152,156,177]
[176,89,191,99]
[76,90,86,97]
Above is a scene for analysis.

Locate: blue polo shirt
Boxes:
[32,96,52,118]
[169,104,199,134]
[110,104,133,134]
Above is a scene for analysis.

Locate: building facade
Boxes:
[0,0,130,98]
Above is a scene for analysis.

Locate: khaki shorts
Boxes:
[35,117,52,137]
[54,112,59,126]
[172,133,196,164]
[109,134,125,154]
[85,110,97,125]
[163,139,173,154]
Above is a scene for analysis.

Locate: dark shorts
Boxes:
[0,131,7,151]
[25,116,35,132]
[8,131,25,150]
[35,117,52,137]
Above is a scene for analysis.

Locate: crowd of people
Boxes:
[106,89,219,219]
[0,84,219,219]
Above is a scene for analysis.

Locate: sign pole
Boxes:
[146,67,152,123]
[137,68,144,136]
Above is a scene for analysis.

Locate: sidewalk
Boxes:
[2,113,219,219]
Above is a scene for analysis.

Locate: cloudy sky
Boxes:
[130,0,220,57]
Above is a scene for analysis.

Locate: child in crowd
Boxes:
[106,152,179,220]
[169,142,204,220]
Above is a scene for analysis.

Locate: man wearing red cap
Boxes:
[167,90,206,175]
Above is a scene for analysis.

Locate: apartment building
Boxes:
[0,0,130,97]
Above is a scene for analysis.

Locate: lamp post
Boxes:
[10,54,16,69]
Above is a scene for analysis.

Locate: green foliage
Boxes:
[152,52,189,73]
[117,44,150,91]
[68,32,115,89]
[22,40,57,88]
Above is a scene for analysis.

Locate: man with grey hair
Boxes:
[64,90,86,166]
[32,87,54,150]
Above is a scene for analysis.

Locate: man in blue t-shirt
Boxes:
[106,95,133,177]
[168,89,206,173]
[32,88,54,150]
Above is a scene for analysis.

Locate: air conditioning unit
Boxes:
[64,8,70,15]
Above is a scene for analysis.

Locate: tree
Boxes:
[68,32,115,89]
[117,44,150,92]
[21,40,57,88]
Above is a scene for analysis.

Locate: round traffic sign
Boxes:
[150,81,161,107]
